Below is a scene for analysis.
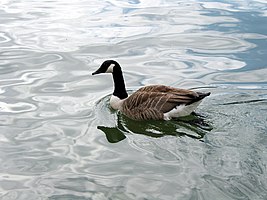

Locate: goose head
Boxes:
[92,60,128,100]
[92,60,119,75]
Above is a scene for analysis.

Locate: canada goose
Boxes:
[92,60,210,121]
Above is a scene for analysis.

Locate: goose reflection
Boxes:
[97,112,212,143]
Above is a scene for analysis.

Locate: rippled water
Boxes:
[1,0,267,199]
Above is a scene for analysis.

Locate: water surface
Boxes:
[0,0,267,199]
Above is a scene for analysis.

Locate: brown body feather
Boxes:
[121,85,210,120]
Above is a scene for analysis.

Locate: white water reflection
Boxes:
[1,0,265,53]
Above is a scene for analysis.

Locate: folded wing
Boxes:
[122,85,209,120]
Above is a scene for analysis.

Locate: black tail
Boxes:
[186,91,211,105]
[196,92,211,100]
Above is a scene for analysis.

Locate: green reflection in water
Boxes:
[98,112,212,143]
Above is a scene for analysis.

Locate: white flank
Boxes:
[163,100,202,120]
[110,95,124,110]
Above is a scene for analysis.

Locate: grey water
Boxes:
[0,0,267,199]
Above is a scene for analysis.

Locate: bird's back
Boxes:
[121,85,210,120]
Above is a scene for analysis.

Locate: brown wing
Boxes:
[136,85,198,98]
[121,87,200,120]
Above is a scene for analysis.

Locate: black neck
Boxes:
[112,65,128,99]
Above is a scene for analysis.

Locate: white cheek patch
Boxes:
[106,64,115,73]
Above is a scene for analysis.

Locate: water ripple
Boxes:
[0,101,37,114]
[0,32,11,44]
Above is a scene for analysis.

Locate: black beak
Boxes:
[92,69,101,75]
